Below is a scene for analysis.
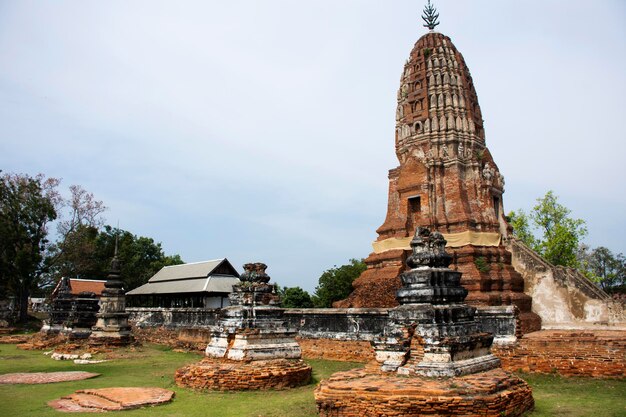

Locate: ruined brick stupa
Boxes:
[175,263,311,390]
[336,3,541,333]
[89,239,133,346]
[315,227,534,416]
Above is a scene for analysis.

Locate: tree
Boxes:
[0,171,183,322]
[47,185,107,282]
[507,209,538,250]
[0,173,59,322]
[280,286,314,308]
[312,259,366,308]
[508,191,587,268]
[48,225,183,290]
[92,226,183,291]
[578,245,625,292]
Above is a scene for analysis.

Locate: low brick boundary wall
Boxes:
[297,337,375,362]
[493,330,626,378]
[128,309,625,378]
[299,330,626,378]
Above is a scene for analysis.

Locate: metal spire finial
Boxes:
[107,223,122,285]
[422,0,440,31]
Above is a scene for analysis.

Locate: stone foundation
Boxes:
[129,314,626,379]
[175,358,311,390]
[299,330,626,378]
[315,367,534,417]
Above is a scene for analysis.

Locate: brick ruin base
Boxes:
[131,326,207,352]
[315,367,534,417]
[298,330,626,379]
[128,327,626,378]
[296,337,375,362]
[492,330,626,378]
[48,387,174,412]
[175,358,311,391]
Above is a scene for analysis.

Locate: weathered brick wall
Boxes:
[300,330,626,379]
[297,337,375,362]
[128,308,625,378]
[175,359,311,390]
[131,326,206,352]
[128,307,220,329]
[493,330,626,378]
[284,308,389,341]
[315,368,534,417]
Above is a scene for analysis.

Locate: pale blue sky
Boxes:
[1,1,625,292]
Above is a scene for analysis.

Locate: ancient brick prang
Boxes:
[336,28,541,334]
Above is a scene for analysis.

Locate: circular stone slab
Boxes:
[48,387,175,412]
[0,371,100,384]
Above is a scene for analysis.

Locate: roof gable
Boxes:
[52,278,107,298]
[148,258,240,283]
[70,279,107,296]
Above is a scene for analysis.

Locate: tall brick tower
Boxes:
[336,10,541,333]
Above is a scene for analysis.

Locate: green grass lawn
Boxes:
[0,343,624,417]
[522,373,626,417]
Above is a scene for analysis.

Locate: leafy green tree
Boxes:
[280,286,314,308]
[92,226,183,291]
[508,191,587,268]
[578,245,625,292]
[312,259,366,307]
[0,171,183,321]
[507,209,538,250]
[49,225,183,290]
[531,191,587,267]
[0,173,59,322]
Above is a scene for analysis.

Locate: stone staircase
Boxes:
[509,238,609,300]
[507,238,625,327]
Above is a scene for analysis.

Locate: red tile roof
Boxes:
[69,279,107,296]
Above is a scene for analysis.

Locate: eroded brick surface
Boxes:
[315,367,534,417]
[48,387,174,413]
[297,338,374,362]
[493,330,626,378]
[175,358,311,391]
[0,371,100,384]
[299,330,626,378]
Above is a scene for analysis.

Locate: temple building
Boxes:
[50,278,107,299]
[336,21,542,333]
[126,259,240,308]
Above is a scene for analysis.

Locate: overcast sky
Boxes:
[1,1,625,293]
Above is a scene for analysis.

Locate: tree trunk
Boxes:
[18,288,29,323]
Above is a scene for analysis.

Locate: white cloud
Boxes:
[1,0,624,291]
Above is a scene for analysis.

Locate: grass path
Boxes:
[0,343,624,416]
